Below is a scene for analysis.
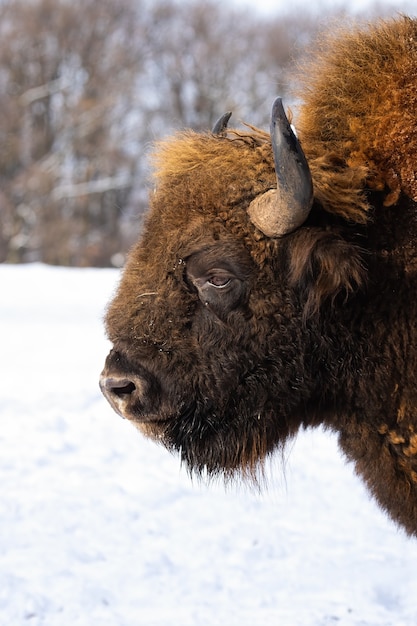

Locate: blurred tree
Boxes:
[0,0,145,265]
[142,0,319,132]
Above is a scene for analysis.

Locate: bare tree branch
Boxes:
[20,78,64,106]
[51,175,133,200]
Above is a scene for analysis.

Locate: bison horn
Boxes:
[247,98,313,237]
[212,111,232,135]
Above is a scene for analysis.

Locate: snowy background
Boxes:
[1,262,417,626]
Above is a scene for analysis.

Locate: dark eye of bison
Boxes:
[189,270,236,294]
[206,272,231,289]
[185,246,252,316]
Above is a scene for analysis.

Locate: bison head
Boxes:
[100,99,364,480]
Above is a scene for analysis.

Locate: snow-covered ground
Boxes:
[1,262,417,626]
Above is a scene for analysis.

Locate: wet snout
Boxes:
[99,350,161,421]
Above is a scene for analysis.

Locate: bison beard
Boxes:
[158,375,302,481]
[101,16,417,536]
[161,398,273,481]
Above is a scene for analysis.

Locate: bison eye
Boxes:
[207,274,231,289]
[187,270,247,316]
[191,271,234,292]
[185,245,253,317]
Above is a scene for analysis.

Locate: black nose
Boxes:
[99,373,149,419]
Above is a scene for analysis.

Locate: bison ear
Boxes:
[248,98,313,237]
[288,229,366,318]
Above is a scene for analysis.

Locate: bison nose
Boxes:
[99,373,150,420]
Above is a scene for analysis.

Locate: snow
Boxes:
[1,262,416,626]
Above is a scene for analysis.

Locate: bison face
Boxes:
[102,233,255,423]
[100,99,361,479]
[100,217,313,479]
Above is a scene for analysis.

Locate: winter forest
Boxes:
[0,0,412,268]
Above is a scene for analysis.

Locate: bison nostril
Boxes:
[101,377,136,398]
[112,380,136,397]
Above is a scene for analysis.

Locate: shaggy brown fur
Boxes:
[101,16,417,536]
[297,15,417,215]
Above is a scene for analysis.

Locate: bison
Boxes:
[100,16,417,536]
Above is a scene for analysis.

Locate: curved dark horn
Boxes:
[247,98,313,237]
[212,111,232,135]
